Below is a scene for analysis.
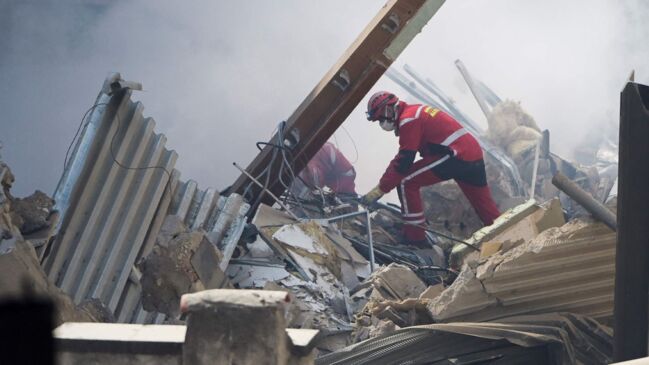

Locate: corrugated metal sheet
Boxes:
[44,74,248,323]
[429,220,616,324]
[316,313,613,365]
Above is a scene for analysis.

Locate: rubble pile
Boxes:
[350,264,443,342]
[1,71,625,364]
[0,161,108,325]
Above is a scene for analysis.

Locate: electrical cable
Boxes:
[108,99,174,201]
[339,125,359,164]
[64,94,176,208]
[63,102,109,171]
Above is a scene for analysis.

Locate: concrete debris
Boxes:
[351,264,435,342]
[7,190,56,235]
[139,215,230,318]
[0,161,102,325]
[0,238,105,325]
[451,198,565,268]
[430,219,615,323]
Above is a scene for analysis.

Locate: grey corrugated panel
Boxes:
[219,201,250,271]
[45,94,127,282]
[317,313,612,365]
[206,196,228,232]
[116,170,179,323]
[63,104,157,301]
[44,76,179,320]
[190,188,218,230]
[137,169,181,263]
[170,180,198,221]
[51,92,112,234]
[97,138,176,311]
[47,74,249,324]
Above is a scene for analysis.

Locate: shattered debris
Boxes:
[2,66,624,363]
[430,219,615,324]
[139,215,230,318]
[0,162,103,325]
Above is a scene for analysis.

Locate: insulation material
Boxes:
[273,224,328,255]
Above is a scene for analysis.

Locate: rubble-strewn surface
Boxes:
[351,264,436,342]
[7,190,55,235]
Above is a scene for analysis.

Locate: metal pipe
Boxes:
[232,162,300,221]
[552,172,617,231]
[366,210,375,272]
[530,140,541,200]
[325,210,376,271]
[455,59,491,120]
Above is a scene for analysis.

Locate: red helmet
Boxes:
[366,91,398,121]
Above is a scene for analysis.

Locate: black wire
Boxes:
[247,121,307,216]
[64,102,109,171]
[108,98,174,201]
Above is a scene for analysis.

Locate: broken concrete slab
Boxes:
[0,238,101,325]
[427,265,497,321]
[429,219,616,323]
[7,190,55,235]
[139,215,230,318]
[451,198,565,268]
[368,263,427,301]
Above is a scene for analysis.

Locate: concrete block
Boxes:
[181,289,312,365]
[139,216,229,318]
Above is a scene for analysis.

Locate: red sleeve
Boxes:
[326,144,357,194]
[378,121,420,192]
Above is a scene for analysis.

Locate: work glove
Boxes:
[360,186,385,206]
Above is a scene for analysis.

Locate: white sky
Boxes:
[1,0,647,197]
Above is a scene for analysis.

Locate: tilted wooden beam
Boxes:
[231,0,446,207]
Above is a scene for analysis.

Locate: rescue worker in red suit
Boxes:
[296,142,357,195]
[360,91,500,245]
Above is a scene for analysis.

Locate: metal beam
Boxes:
[455,59,492,120]
[231,0,446,207]
[614,81,649,362]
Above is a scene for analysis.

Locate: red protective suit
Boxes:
[378,102,500,242]
[299,142,356,194]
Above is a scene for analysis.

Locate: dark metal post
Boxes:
[614,82,649,361]
[551,172,617,231]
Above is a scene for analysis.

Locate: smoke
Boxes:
[1,0,648,198]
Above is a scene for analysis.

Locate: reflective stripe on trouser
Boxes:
[397,157,500,241]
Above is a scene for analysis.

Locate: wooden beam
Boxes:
[231,0,446,207]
